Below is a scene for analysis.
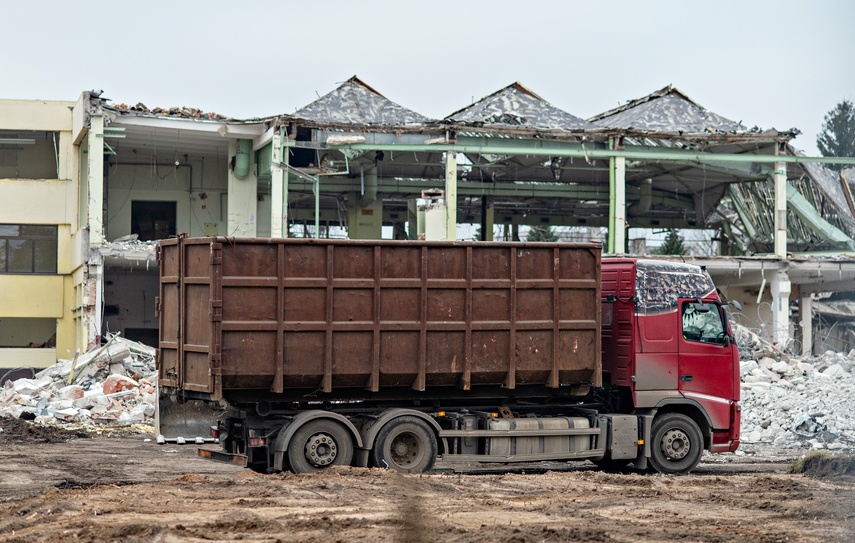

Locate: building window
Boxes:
[131,201,176,241]
[0,225,57,274]
[682,301,726,344]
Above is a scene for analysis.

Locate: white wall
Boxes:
[102,266,159,339]
[105,156,228,240]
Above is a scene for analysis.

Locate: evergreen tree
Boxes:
[653,229,686,255]
[817,99,855,172]
[526,225,559,242]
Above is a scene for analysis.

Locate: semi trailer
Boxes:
[156,235,740,474]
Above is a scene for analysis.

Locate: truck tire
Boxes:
[648,413,703,474]
[371,416,437,473]
[287,419,354,474]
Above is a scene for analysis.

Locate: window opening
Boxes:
[0,224,57,274]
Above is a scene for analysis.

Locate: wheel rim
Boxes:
[389,431,424,469]
[660,428,691,461]
[304,432,338,467]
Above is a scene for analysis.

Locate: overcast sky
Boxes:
[2,1,852,155]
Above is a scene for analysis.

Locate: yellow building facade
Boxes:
[0,98,86,368]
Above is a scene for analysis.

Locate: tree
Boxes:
[652,229,686,255]
[817,99,855,172]
[526,225,559,242]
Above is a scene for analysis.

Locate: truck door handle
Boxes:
[680,375,693,382]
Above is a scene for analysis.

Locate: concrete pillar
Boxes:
[770,271,791,347]
[774,160,787,258]
[407,200,419,240]
[227,140,258,237]
[87,116,104,246]
[445,152,457,240]
[800,294,812,356]
[346,193,383,239]
[270,133,287,238]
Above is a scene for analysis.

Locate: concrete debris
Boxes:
[108,102,233,121]
[0,334,157,429]
[98,238,158,263]
[2,321,853,458]
[735,323,855,453]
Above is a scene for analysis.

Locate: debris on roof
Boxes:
[292,76,429,127]
[98,235,158,263]
[589,85,750,135]
[106,102,234,121]
[446,82,597,132]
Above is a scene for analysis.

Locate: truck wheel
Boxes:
[372,416,437,473]
[649,413,703,474]
[287,419,354,474]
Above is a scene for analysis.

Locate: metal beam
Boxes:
[786,183,855,250]
[329,139,855,166]
[280,177,696,211]
[800,278,855,294]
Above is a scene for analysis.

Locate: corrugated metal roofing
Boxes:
[292,76,429,127]
[445,83,597,131]
[589,85,747,134]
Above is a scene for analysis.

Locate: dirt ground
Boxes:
[0,420,853,543]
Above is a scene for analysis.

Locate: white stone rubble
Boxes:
[735,324,855,453]
[0,334,157,428]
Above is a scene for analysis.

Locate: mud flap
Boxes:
[156,387,223,444]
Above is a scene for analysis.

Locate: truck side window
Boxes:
[682,303,725,344]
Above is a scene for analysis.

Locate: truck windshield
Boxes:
[681,302,726,344]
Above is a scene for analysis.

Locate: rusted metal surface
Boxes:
[158,238,602,402]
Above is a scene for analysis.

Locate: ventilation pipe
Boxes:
[360,164,378,207]
[233,139,251,180]
[631,178,652,216]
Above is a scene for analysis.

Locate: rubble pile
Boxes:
[735,324,855,452]
[0,334,157,428]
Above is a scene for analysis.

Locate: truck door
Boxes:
[677,300,734,430]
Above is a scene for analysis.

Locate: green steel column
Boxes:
[484,198,495,241]
[314,175,320,238]
[445,152,458,240]
[614,155,627,254]
[608,138,615,253]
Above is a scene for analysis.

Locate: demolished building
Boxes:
[2,78,855,373]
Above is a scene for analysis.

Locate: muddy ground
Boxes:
[0,420,852,543]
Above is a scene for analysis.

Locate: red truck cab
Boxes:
[601,259,741,465]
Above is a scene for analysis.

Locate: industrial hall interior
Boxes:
[2,77,855,373]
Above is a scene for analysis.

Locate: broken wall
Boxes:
[103,266,159,346]
[105,157,228,240]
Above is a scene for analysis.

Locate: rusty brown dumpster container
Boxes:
[157,237,601,402]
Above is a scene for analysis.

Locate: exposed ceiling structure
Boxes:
[96,77,855,255]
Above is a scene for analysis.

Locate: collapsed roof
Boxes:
[94,77,853,254]
[445,82,598,132]
[291,76,430,128]
[589,85,757,136]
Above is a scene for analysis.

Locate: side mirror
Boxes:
[730,300,742,311]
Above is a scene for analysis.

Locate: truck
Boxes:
[156,235,741,475]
